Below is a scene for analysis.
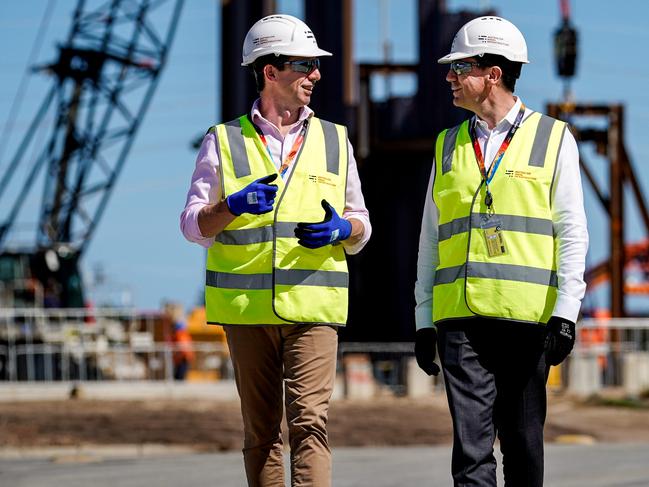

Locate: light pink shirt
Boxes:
[180,99,371,254]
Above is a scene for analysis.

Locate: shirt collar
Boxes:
[250,98,313,128]
[474,96,523,135]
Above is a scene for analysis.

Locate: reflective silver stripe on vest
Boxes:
[469,262,558,287]
[320,120,340,175]
[438,218,470,242]
[215,222,299,245]
[434,265,466,285]
[206,269,349,289]
[276,269,349,288]
[528,114,556,168]
[434,263,558,287]
[438,214,554,242]
[441,125,461,175]
[275,222,299,238]
[224,119,251,178]
[215,226,273,245]
[206,270,272,290]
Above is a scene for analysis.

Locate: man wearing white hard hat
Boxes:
[414,16,588,486]
[180,13,370,487]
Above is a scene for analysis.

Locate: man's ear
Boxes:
[263,64,277,83]
[487,66,503,86]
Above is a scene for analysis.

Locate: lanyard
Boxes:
[252,118,308,177]
[468,104,525,209]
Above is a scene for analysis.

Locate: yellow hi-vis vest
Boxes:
[432,111,567,325]
[205,115,349,326]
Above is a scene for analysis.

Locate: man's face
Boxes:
[445,57,490,112]
[272,57,321,108]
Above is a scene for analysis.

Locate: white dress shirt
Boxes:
[180,99,372,255]
[415,97,589,330]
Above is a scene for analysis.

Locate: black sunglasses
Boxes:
[284,58,320,74]
[450,60,481,76]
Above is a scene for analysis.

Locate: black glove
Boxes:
[415,328,441,376]
[544,316,576,366]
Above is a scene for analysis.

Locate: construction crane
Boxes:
[0,0,184,307]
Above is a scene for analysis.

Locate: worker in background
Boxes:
[414,16,588,486]
[180,14,371,486]
[164,302,194,380]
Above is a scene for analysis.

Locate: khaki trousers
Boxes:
[224,324,338,487]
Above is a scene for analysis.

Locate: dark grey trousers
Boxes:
[437,319,549,487]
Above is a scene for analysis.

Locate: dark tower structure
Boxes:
[220,1,277,121]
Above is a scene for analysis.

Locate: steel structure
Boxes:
[547,103,649,317]
[0,0,184,306]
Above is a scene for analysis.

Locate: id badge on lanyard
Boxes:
[480,216,507,257]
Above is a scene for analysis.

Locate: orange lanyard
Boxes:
[253,119,308,177]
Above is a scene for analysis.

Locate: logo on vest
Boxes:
[504,169,537,181]
[308,174,336,187]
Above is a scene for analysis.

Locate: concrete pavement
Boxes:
[1,443,648,486]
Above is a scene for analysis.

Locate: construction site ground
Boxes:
[2,392,649,453]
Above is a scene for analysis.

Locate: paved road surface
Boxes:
[1,443,648,486]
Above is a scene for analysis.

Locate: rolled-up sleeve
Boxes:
[179,131,221,249]
[341,139,372,255]
[181,133,371,254]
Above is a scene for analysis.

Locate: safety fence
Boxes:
[337,318,649,398]
[337,341,420,397]
[0,307,230,382]
[568,318,649,396]
[2,308,649,398]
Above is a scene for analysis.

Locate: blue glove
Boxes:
[295,199,352,249]
[226,174,278,216]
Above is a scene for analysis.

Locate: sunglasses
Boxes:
[450,60,481,76]
[284,58,320,74]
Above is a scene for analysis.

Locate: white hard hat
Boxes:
[241,14,332,66]
[438,16,529,64]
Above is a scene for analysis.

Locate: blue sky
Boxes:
[0,0,647,313]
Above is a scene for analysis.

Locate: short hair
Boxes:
[476,53,522,93]
[250,54,289,92]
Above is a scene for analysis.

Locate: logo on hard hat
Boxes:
[253,35,281,47]
[477,35,508,47]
